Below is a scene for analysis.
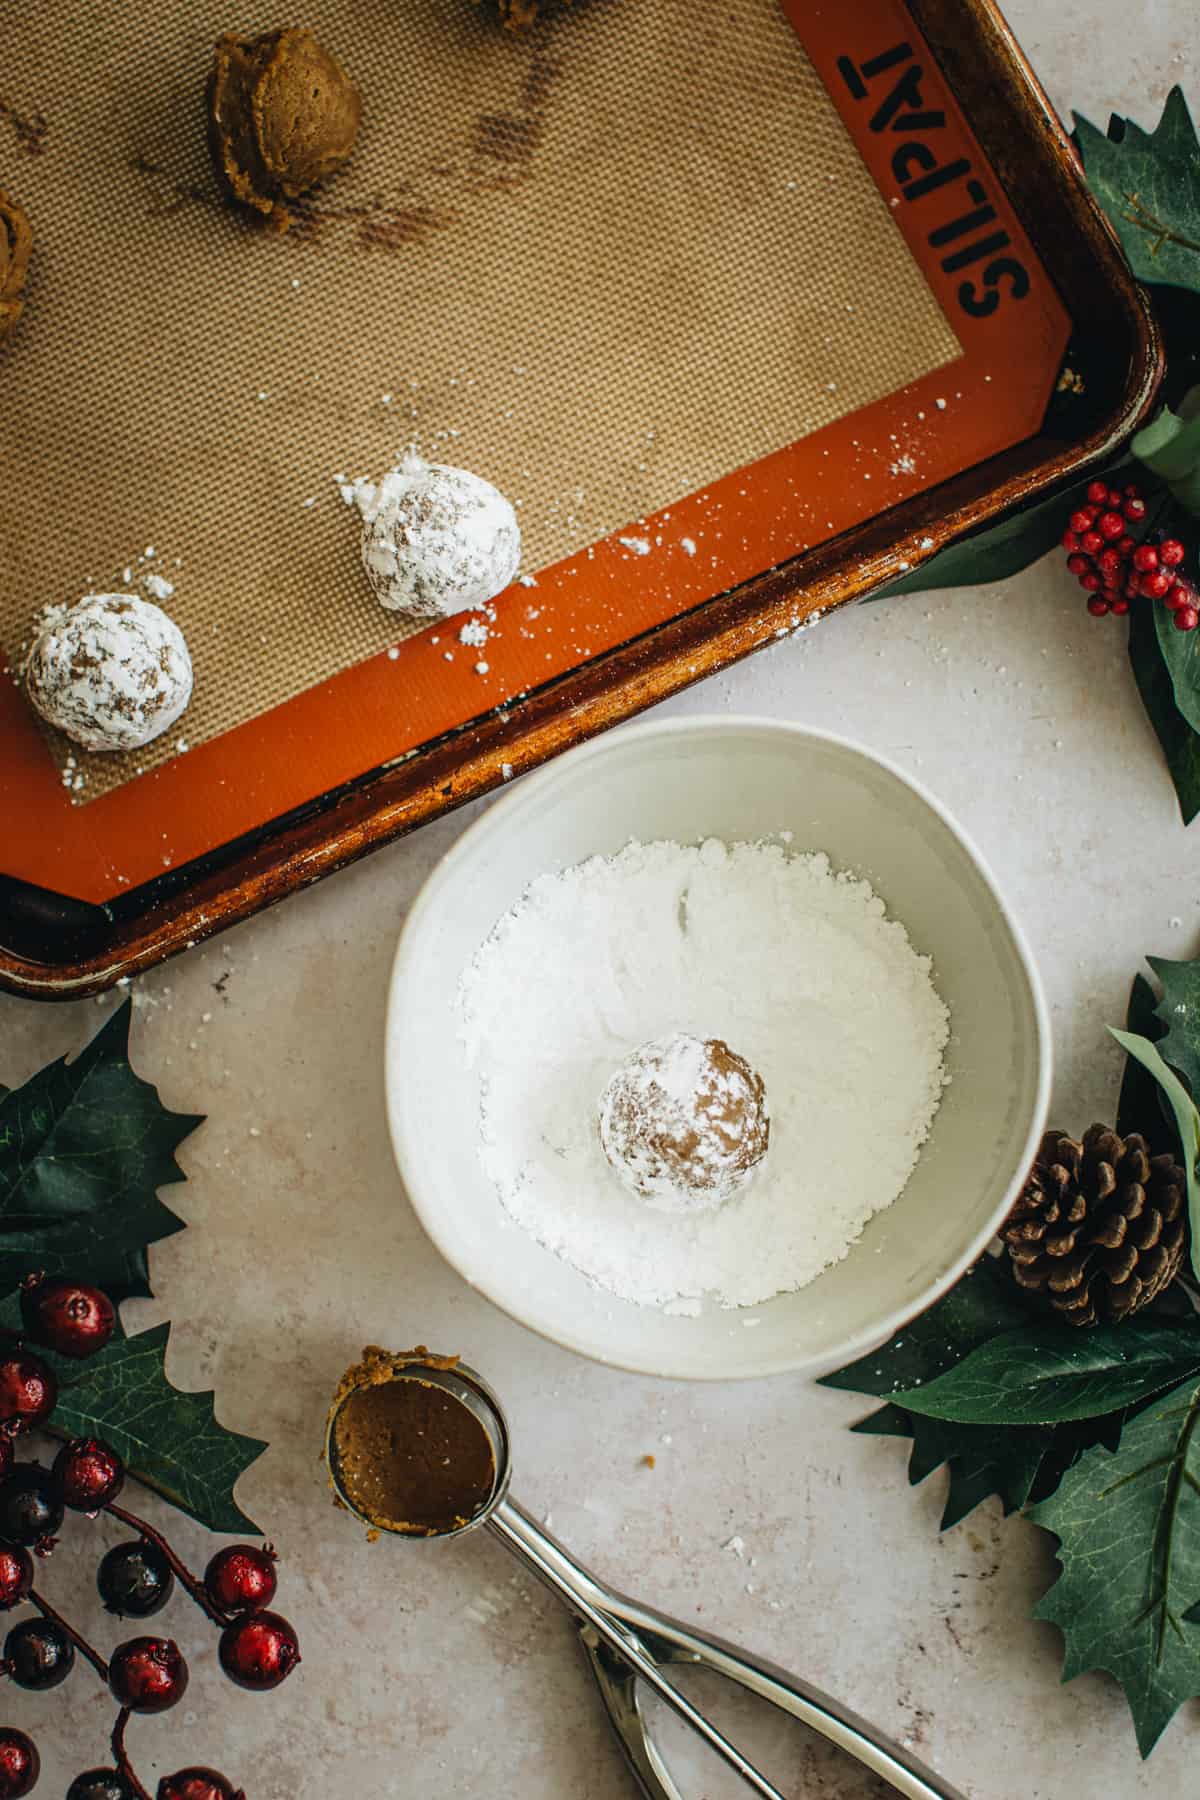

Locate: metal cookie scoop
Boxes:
[325,1356,966,1800]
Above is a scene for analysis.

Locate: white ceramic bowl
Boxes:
[385,717,1049,1380]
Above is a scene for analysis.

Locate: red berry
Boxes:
[1160,538,1186,567]
[1106,487,1123,508]
[1080,530,1104,555]
[0,1547,32,1611]
[1061,528,1080,551]
[1097,510,1125,540]
[0,1352,57,1433]
[1081,572,1102,592]
[1174,605,1199,632]
[1086,598,1110,616]
[1111,599,1130,615]
[1122,496,1148,522]
[1070,507,1097,533]
[1123,482,1143,497]
[218,1611,300,1691]
[22,1278,115,1360]
[1164,584,1189,611]
[1066,553,1091,576]
[1133,544,1160,572]
[157,1771,244,1800]
[53,1439,125,1512]
[1086,480,1109,504]
[204,1546,277,1617]
[1141,571,1172,599]
[0,1728,38,1799]
[108,1637,189,1714]
[1097,547,1122,575]
[1117,535,1136,555]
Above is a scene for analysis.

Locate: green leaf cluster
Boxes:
[825,950,1200,1753]
[0,1003,265,1534]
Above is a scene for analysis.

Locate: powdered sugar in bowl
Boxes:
[385,717,1049,1381]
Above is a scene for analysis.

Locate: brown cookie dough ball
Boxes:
[207,27,361,232]
[483,0,572,28]
[0,191,33,348]
[599,1033,770,1215]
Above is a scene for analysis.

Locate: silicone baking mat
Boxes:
[0,0,1069,899]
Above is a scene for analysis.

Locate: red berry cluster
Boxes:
[1063,480,1197,631]
[0,1276,297,1800]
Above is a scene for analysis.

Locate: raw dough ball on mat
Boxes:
[23,594,193,753]
[0,190,33,347]
[207,26,361,231]
[599,1033,770,1215]
[349,454,522,618]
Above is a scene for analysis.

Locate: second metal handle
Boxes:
[487,1497,967,1800]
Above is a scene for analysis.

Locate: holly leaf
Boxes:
[1147,954,1200,1099]
[1076,88,1200,295]
[1031,1376,1200,1757]
[1155,599,1200,735]
[892,1322,1200,1424]
[1128,598,1200,826]
[856,1404,1052,1528]
[0,1002,202,1301]
[820,1257,1032,1397]
[1111,1028,1200,1286]
[1116,973,1174,1150]
[50,1319,265,1536]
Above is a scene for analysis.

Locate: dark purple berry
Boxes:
[0,1551,32,1613]
[4,1615,73,1689]
[21,1277,115,1359]
[108,1637,188,1713]
[204,1545,277,1615]
[97,1541,174,1618]
[218,1611,300,1690]
[67,1774,138,1800]
[53,1439,125,1512]
[0,1468,63,1548]
[0,1354,56,1433]
[0,1728,38,1798]
[158,1773,245,1800]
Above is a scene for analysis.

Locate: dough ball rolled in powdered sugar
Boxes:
[22,593,193,752]
[345,453,521,618]
[600,1033,770,1214]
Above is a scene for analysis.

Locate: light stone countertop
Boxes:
[3,5,1195,1794]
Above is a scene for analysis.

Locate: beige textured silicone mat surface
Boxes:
[0,0,959,801]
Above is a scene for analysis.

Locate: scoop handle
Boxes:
[488,1497,966,1800]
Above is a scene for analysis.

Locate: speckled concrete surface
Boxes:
[3,6,1196,1795]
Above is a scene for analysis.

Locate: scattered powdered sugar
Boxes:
[618,535,652,556]
[457,839,950,1311]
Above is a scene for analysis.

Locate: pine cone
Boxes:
[1001,1124,1187,1326]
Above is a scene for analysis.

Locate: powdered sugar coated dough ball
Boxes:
[354,454,521,617]
[599,1032,770,1215]
[23,593,193,752]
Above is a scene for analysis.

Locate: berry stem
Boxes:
[28,1588,109,1680]
[111,1708,154,1800]
[106,1499,229,1626]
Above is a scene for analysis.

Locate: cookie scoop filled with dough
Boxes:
[343,453,522,618]
[22,594,194,753]
[207,26,362,232]
[599,1033,770,1215]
